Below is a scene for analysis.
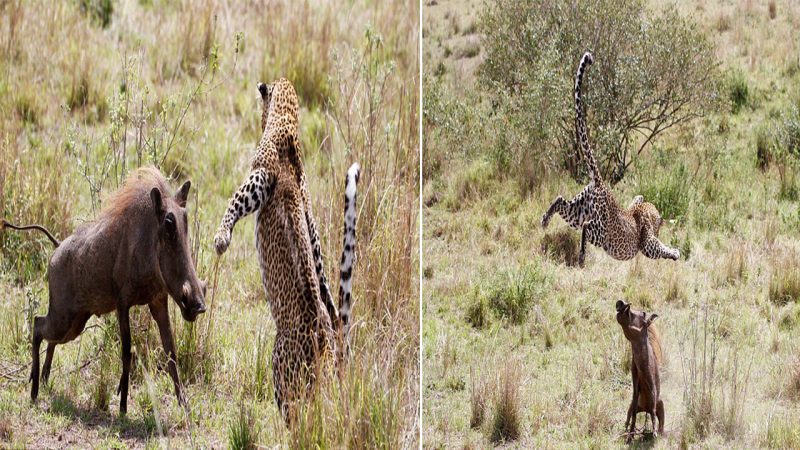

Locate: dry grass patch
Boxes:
[470,368,489,429]
[540,229,579,267]
[489,361,521,444]
[769,263,800,306]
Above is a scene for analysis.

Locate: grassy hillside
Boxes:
[423,0,800,448]
[0,0,419,448]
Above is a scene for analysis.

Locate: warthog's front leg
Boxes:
[148,295,186,409]
[117,306,132,416]
[214,167,275,255]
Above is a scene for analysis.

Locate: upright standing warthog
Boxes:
[615,300,665,443]
[3,167,206,415]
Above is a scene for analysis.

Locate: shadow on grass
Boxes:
[45,391,164,442]
[626,430,658,449]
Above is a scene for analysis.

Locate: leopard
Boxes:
[541,52,680,267]
[213,78,360,421]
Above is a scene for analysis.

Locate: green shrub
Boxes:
[479,0,720,183]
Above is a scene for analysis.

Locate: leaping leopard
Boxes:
[541,52,680,267]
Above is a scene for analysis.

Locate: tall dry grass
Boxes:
[0,0,418,447]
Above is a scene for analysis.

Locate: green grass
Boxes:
[0,0,418,447]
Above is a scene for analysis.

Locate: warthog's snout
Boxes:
[179,281,207,322]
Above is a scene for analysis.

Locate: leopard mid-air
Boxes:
[541,52,680,267]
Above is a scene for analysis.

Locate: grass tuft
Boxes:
[637,162,691,221]
[540,229,579,267]
[228,402,260,450]
[769,265,800,306]
[465,295,488,329]
[470,369,489,429]
[483,263,549,325]
[727,69,750,114]
[766,415,800,448]
[488,361,521,443]
[79,0,114,28]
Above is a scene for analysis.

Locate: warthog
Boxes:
[2,167,206,415]
[615,300,665,443]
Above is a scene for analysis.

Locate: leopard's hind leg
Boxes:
[578,219,598,268]
[542,185,591,229]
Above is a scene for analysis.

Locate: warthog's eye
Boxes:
[164,212,177,239]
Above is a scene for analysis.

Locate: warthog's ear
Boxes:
[175,181,191,208]
[646,313,659,327]
[615,300,629,313]
[150,187,164,216]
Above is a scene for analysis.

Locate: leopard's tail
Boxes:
[338,163,360,355]
[2,219,60,247]
[575,52,601,183]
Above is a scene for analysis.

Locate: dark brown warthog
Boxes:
[615,300,665,443]
[3,167,206,415]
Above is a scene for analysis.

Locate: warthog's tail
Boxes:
[2,219,60,247]
[338,163,360,356]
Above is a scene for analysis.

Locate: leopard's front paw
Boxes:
[541,213,551,228]
[214,228,231,255]
[669,248,681,261]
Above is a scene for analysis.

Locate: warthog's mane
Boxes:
[99,166,172,223]
[648,325,663,368]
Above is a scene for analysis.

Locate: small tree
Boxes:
[480,0,721,183]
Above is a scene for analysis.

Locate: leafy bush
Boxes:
[765,102,800,200]
[478,0,720,183]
